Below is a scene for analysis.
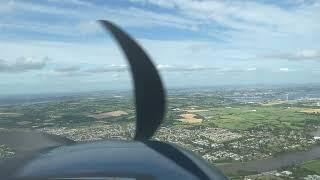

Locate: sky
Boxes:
[0,0,320,95]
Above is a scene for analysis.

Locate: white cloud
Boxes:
[247,67,257,71]
[278,67,297,72]
[86,65,128,73]
[77,21,102,34]
[129,0,320,45]
[157,64,220,72]
[85,64,220,73]
[130,0,317,30]
[0,21,82,37]
[0,57,49,73]
[263,49,320,60]
[130,0,176,8]
[1,1,199,34]
[280,68,289,72]
[295,49,320,59]
[47,0,95,7]
[1,0,320,93]
[0,0,15,13]
[217,67,247,73]
[2,0,319,52]
[9,1,79,16]
[54,66,80,72]
[112,73,120,77]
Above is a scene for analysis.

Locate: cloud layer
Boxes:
[0,0,320,94]
[54,66,81,72]
[85,65,127,73]
[0,57,48,73]
[263,50,320,60]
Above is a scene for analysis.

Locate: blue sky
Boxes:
[0,0,320,95]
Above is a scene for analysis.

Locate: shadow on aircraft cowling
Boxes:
[0,20,227,180]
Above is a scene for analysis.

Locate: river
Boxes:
[217,144,320,174]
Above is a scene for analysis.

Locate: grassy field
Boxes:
[195,106,320,131]
[300,160,320,174]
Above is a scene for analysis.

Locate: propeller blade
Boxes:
[97,21,228,180]
[99,20,166,141]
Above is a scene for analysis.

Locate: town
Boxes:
[1,85,320,179]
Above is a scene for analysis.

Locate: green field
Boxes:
[195,106,319,131]
[300,160,320,174]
